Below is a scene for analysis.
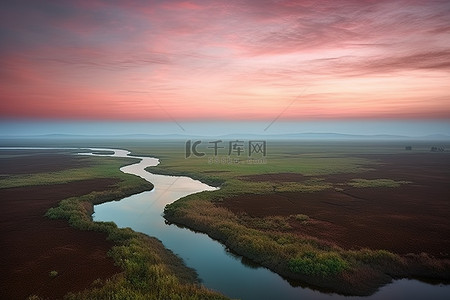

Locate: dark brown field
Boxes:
[219,153,450,257]
[0,153,121,299]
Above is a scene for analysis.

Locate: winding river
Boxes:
[84,148,450,300]
[1,146,447,299]
[0,147,403,300]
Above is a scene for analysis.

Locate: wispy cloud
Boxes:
[0,0,449,120]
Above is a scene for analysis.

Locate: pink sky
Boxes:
[0,0,449,120]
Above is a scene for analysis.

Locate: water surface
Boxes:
[83,148,449,300]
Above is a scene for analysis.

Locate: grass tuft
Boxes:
[288,252,349,277]
[348,178,410,188]
[49,270,58,278]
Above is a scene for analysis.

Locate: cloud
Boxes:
[228,0,450,56]
[0,0,449,120]
[348,50,450,75]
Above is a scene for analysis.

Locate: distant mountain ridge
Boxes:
[1,133,449,140]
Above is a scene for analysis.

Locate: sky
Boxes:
[0,0,449,135]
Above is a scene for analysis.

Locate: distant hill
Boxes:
[1,132,449,141]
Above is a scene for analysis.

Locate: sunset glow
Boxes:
[1,0,449,121]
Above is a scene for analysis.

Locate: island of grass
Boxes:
[142,140,450,296]
[0,149,226,299]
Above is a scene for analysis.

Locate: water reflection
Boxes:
[86,148,449,300]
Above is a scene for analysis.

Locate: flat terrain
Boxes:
[2,140,448,296]
[0,148,226,300]
[154,141,450,294]
[0,150,91,174]
[0,152,121,299]
[219,153,450,257]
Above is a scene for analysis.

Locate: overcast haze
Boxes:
[1,120,449,138]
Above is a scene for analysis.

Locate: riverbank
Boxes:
[219,153,450,257]
[154,149,450,296]
[3,142,449,298]
[0,149,226,299]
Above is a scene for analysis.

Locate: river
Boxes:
[81,148,448,299]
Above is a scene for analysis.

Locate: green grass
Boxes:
[2,151,226,300]
[348,178,411,188]
[288,252,349,277]
[47,198,227,300]
[146,153,373,179]
[292,214,310,222]
[5,140,448,296]
[145,142,408,284]
[141,140,449,294]
[163,194,406,279]
[0,156,140,189]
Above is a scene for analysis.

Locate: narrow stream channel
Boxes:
[85,148,448,299]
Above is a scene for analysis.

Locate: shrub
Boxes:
[288,251,348,277]
[348,249,403,266]
[348,178,410,188]
[292,214,310,222]
[49,270,58,278]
